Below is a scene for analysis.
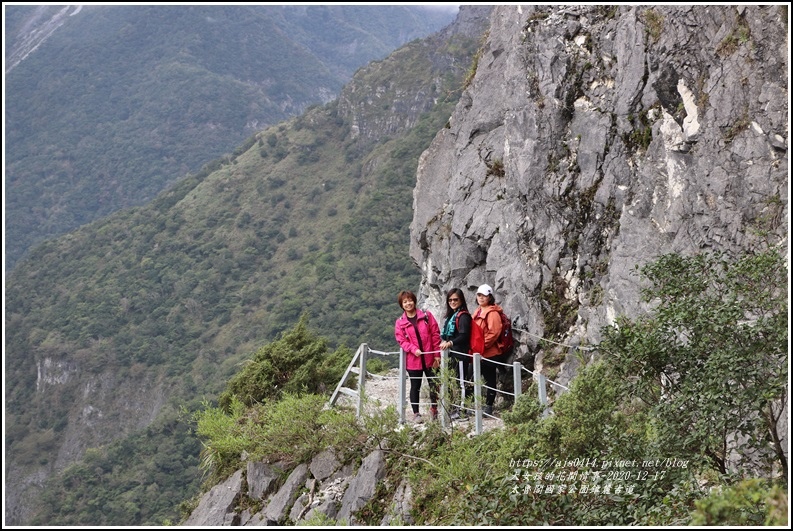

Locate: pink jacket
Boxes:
[395,309,442,371]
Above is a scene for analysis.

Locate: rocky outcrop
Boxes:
[410,5,788,387]
[183,470,244,526]
[183,449,391,526]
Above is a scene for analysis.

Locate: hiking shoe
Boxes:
[412,413,424,424]
[484,405,493,416]
[430,406,438,421]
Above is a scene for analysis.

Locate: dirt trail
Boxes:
[335,368,504,434]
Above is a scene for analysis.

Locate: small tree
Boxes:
[218,313,352,410]
[600,250,787,479]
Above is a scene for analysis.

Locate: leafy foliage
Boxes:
[218,314,352,409]
[184,246,788,526]
[690,478,788,526]
[187,347,774,527]
[500,392,544,426]
[193,394,365,487]
[411,361,695,526]
[531,362,650,462]
[600,250,788,477]
[31,412,201,526]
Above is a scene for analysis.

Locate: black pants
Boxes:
[481,354,507,407]
[406,368,438,414]
[450,357,473,407]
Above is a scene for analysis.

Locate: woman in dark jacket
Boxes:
[439,288,472,419]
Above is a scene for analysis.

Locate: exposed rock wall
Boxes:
[411,5,788,385]
[182,449,391,526]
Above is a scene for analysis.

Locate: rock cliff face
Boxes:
[4,4,84,72]
[411,5,788,385]
[182,449,395,526]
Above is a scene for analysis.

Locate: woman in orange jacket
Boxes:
[471,284,504,416]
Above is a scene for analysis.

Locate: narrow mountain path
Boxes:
[337,368,505,434]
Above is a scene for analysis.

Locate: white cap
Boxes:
[477,284,493,296]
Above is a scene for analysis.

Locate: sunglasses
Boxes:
[448,297,460,302]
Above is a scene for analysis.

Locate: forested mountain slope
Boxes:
[4,4,456,270]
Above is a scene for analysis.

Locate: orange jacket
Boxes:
[472,305,504,358]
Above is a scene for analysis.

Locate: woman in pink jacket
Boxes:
[395,290,441,423]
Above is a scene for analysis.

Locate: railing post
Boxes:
[357,344,368,418]
[440,349,449,428]
[458,359,466,409]
[513,362,522,402]
[473,353,483,435]
[398,348,406,425]
[535,372,548,418]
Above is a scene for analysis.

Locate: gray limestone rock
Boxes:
[246,461,284,500]
[337,449,387,524]
[410,5,788,392]
[309,448,342,481]
[263,463,309,524]
[182,469,243,526]
[381,479,414,526]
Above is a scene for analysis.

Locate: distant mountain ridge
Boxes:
[3,4,456,270]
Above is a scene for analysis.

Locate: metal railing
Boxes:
[327,344,568,435]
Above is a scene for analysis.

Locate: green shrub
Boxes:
[193,396,265,482]
[194,393,362,483]
[218,314,352,410]
[600,250,788,476]
[690,478,788,526]
[364,356,390,375]
[192,249,788,525]
[501,388,543,426]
